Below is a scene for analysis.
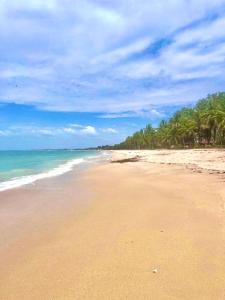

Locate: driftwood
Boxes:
[111,156,140,163]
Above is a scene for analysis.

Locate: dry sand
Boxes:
[112,148,225,173]
[1,149,225,299]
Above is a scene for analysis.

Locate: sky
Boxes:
[0,0,225,149]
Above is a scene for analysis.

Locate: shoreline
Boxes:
[1,148,225,193]
[1,149,225,299]
[0,152,106,192]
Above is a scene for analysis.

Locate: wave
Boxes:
[0,157,86,192]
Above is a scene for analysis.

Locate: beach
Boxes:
[1,149,225,299]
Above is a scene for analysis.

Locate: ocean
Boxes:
[0,150,101,192]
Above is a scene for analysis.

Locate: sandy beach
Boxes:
[1,149,225,299]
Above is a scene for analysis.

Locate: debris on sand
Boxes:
[111,156,140,163]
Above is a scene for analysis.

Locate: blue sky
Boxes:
[0,0,225,149]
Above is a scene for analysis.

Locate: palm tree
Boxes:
[107,92,225,150]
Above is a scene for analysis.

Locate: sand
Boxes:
[112,148,225,173]
[1,150,225,299]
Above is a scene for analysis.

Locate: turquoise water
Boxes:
[0,150,100,191]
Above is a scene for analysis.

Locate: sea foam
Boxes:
[0,158,85,192]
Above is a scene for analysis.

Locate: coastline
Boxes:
[0,151,106,192]
[1,149,225,299]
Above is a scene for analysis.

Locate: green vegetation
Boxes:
[99,92,225,150]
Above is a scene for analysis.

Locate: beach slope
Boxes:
[1,150,225,299]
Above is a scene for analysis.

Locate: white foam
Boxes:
[0,158,85,192]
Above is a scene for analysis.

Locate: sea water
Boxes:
[0,150,100,192]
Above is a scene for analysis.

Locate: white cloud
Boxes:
[0,65,52,80]
[63,128,76,134]
[35,129,56,136]
[100,108,165,119]
[113,16,225,89]
[1,124,97,137]
[175,16,225,46]
[69,124,84,128]
[99,113,132,119]
[0,0,225,113]
[81,126,97,135]
[0,130,11,136]
[101,128,118,133]
[0,0,57,13]
[92,37,152,65]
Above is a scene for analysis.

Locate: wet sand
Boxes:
[1,151,225,299]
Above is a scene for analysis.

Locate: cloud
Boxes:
[0,124,97,136]
[100,113,131,119]
[63,128,76,134]
[81,126,97,135]
[0,0,225,114]
[100,108,165,119]
[0,130,11,136]
[92,37,152,65]
[101,128,118,133]
[69,124,84,128]
[0,64,51,80]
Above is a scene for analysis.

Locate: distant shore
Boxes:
[1,149,225,299]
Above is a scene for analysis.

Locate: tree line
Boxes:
[99,92,225,150]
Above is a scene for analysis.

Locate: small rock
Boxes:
[152,268,158,274]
